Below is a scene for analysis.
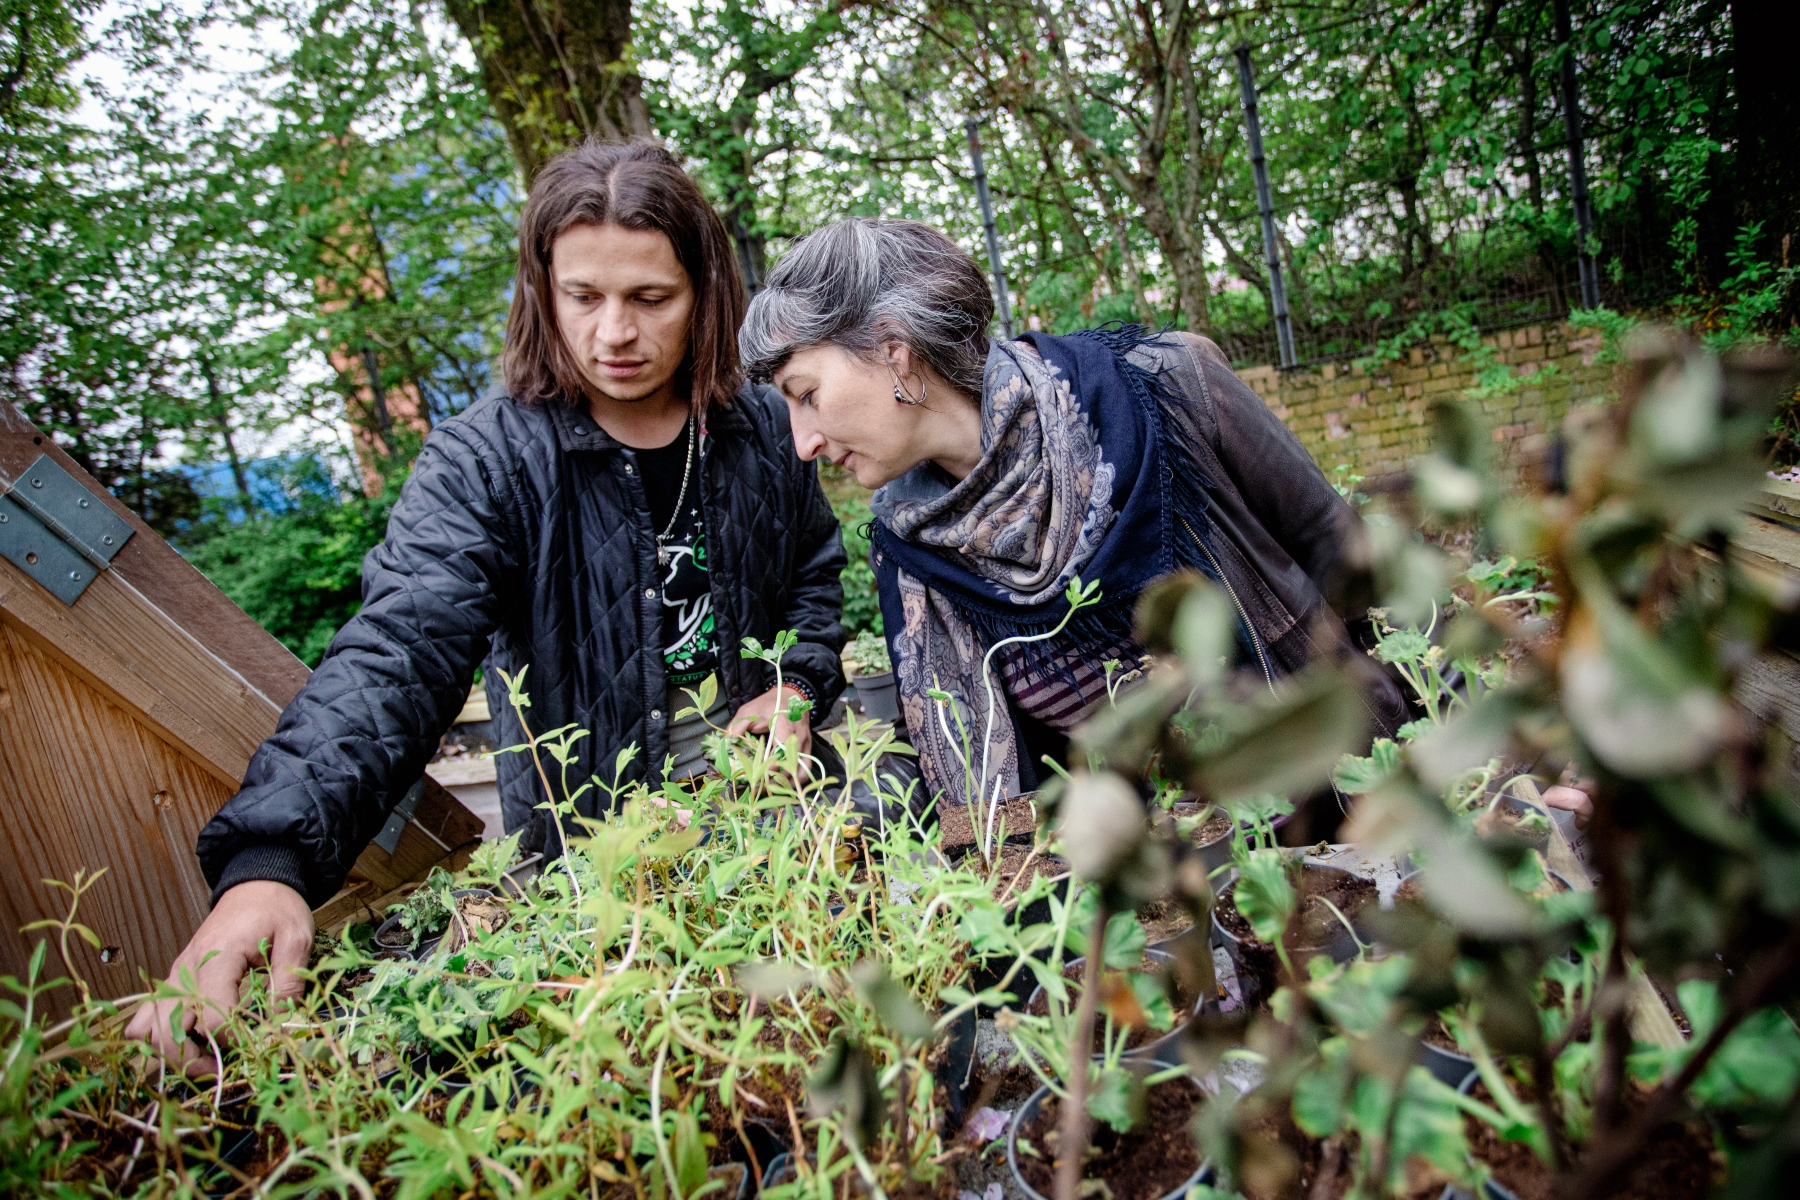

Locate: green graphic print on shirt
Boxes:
[660,522,717,689]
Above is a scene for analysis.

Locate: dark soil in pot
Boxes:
[1449,1080,1719,1200]
[963,848,1070,1006]
[1214,866,1377,1007]
[939,795,1040,857]
[1025,951,1204,1056]
[1173,805,1237,872]
[1010,1072,1207,1200]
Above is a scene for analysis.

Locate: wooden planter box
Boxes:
[0,401,480,1014]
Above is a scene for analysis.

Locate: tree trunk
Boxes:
[440,0,653,181]
[1137,181,1209,332]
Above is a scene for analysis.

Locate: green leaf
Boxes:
[1234,849,1296,945]
[1376,628,1431,664]
[849,961,935,1041]
[1126,970,1175,1032]
[1333,738,1401,794]
[673,1110,708,1195]
[1186,665,1370,801]
[808,1032,884,1147]
[1292,1038,1351,1137]
[643,827,705,859]
[959,899,1016,957]
[735,960,813,997]
[1100,913,1148,969]
[1085,1065,1145,1134]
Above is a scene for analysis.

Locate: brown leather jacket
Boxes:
[1131,332,1408,739]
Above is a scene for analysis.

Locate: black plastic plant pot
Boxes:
[371,913,420,959]
[965,857,1072,1011]
[1005,1062,1212,1200]
[851,670,900,722]
[1174,803,1292,875]
[1210,863,1364,1011]
[761,1152,804,1191]
[196,1099,262,1200]
[1417,1037,1478,1090]
[1435,1071,1521,1200]
[374,886,501,960]
[934,1004,980,1129]
[1024,948,1207,1062]
[708,1162,751,1200]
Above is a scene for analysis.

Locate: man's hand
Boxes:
[727,683,814,764]
[1542,784,1594,826]
[124,880,313,1071]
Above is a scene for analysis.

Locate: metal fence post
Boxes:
[1553,0,1600,310]
[964,118,1016,339]
[1233,45,1296,369]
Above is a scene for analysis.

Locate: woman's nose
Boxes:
[789,407,827,461]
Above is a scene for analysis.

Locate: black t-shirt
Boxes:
[636,424,717,689]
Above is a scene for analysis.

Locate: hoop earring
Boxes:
[891,373,928,406]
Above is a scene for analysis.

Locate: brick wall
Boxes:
[1233,321,1617,485]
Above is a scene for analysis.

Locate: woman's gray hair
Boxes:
[739,218,996,399]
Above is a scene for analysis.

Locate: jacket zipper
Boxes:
[1179,514,1276,695]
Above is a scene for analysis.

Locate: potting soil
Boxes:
[1215,870,1378,952]
[939,796,1040,854]
[1458,1081,1719,1200]
[1015,1079,1204,1200]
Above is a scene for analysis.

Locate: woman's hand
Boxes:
[727,684,814,766]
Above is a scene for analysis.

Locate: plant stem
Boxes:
[977,592,1095,855]
[1055,903,1110,1200]
[1561,917,1800,1198]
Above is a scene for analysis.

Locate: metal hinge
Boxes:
[373,780,428,854]
[0,454,134,605]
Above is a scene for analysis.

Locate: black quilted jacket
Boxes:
[197,385,847,908]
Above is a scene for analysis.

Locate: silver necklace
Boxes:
[656,415,697,567]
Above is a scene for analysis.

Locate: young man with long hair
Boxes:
[129,141,846,1065]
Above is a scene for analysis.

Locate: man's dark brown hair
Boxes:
[504,139,746,416]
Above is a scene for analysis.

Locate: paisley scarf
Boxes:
[870,327,1218,808]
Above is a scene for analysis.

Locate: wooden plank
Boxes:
[455,686,490,724]
[0,555,278,784]
[0,623,232,1016]
[0,399,309,708]
[0,561,246,788]
[0,403,484,1016]
[1732,513,1800,575]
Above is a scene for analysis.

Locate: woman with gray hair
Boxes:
[740,217,1404,817]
